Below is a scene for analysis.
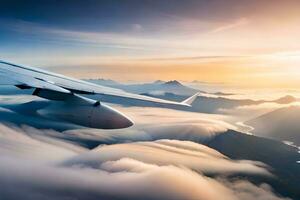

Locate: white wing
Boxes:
[0,60,197,106]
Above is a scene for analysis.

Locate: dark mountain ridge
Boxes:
[246,106,300,145]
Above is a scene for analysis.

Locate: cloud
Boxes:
[0,18,252,61]
[137,55,248,61]
[227,180,290,200]
[211,18,250,33]
[3,20,171,51]
[131,23,143,31]
[219,102,300,120]
[64,139,270,176]
[0,124,86,162]
[0,96,289,199]
[0,130,287,200]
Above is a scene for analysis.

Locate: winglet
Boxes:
[181,92,200,106]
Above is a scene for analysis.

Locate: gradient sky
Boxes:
[1,0,300,88]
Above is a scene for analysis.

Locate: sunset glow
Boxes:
[1,0,300,88]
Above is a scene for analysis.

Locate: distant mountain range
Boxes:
[85,79,299,113]
[1,79,298,114]
[87,79,199,95]
[86,79,238,96]
[142,92,299,113]
[246,106,300,145]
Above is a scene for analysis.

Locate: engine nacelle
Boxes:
[37,95,133,129]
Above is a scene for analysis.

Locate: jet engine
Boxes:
[36,94,133,129]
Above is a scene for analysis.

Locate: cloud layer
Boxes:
[0,94,290,199]
[0,123,288,200]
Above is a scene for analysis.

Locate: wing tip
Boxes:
[181,92,200,106]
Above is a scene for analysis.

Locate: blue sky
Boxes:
[1,0,300,87]
[0,0,259,61]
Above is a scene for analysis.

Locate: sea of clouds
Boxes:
[0,95,290,200]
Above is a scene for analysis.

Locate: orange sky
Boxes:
[47,1,300,88]
[2,0,300,88]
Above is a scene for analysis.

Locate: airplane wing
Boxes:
[0,60,198,106]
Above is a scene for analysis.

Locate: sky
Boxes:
[1,0,300,88]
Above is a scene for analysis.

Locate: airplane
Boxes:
[0,60,199,129]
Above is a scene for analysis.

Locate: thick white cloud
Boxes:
[64,139,269,176]
[0,123,289,200]
[0,94,290,200]
[0,124,86,162]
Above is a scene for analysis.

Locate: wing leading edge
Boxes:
[0,60,198,107]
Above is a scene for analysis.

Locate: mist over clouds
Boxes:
[219,102,299,121]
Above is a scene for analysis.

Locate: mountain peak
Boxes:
[164,80,182,86]
[153,80,166,84]
[274,95,297,104]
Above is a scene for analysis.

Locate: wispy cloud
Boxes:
[1,19,250,54]
[136,55,250,61]
[4,20,195,51]
[211,18,250,33]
